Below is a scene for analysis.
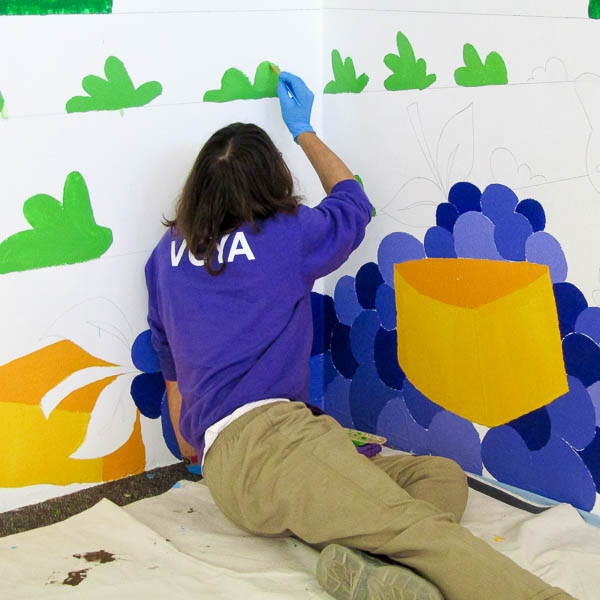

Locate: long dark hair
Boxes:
[165,122,301,275]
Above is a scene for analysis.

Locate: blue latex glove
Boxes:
[277,71,315,142]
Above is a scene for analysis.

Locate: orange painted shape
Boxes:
[102,411,146,482]
[0,340,116,406]
[59,375,118,413]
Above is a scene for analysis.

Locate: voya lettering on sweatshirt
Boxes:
[170,232,256,267]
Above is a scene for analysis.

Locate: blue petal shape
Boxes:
[377,232,425,287]
[448,182,482,214]
[311,292,338,356]
[453,211,503,260]
[424,226,457,258]
[375,283,397,330]
[516,198,546,232]
[160,390,182,459]
[349,363,397,432]
[309,352,338,407]
[334,276,363,326]
[374,328,405,390]
[493,212,533,261]
[355,262,384,309]
[330,322,359,379]
[576,427,600,493]
[480,183,518,223]
[131,330,161,373]
[324,374,354,428]
[436,202,460,232]
[507,407,551,451]
[131,372,165,419]
[350,310,380,364]
[547,376,597,450]
[554,282,588,338]
[403,378,444,428]
[482,426,597,511]
[562,333,600,387]
[526,232,568,283]
[575,307,600,345]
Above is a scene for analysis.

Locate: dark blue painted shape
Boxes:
[311,292,338,356]
[562,333,600,387]
[507,407,551,451]
[448,182,482,214]
[436,202,460,232]
[403,378,444,428]
[131,372,165,419]
[424,225,457,258]
[350,310,380,364]
[374,328,405,390]
[355,262,384,309]
[131,329,161,373]
[331,322,359,379]
[553,282,588,339]
[160,390,182,459]
[349,363,397,432]
[516,198,546,232]
[577,427,600,493]
[375,283,397,330]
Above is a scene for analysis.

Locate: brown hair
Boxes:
[165,122,301,275]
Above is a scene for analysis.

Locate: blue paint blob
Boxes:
[562,333,600,387]
[310,351,339,407]
[575,307,600,345]
[448,182,482,214]
[330,322,359,379]
[334,276,363,326]
[424,225,457,258]
[436,202,460,232]
[349,363,397,432]
[403,378,444,428]
[507,407,551,451]
[554,282,588,338]
[453,211,503,260]
[374,328,405,390]
[577,427,600,493]
[516,198,546,232]
[350,310,380,364]
[324,374,354,428]
[375,283,397,330]
[131,372,165,419]
[131,330,161,373]
[493,212,533,261]
[160,390,181,459]
[526,232,568,283]
[311,292,338,356]
[377,232,425,287]
[355,262,384,309]
[480,184,519,223]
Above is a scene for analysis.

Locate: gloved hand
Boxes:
[277,71,315,142]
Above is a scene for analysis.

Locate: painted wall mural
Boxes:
[310,182,600,513]
[324,50,369,94]
[454,44,508,87]
[203,61,280,103]
[0,1,112,15]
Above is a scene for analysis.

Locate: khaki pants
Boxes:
[203,401,573,600]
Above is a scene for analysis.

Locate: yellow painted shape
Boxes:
[394,258,568,427]
[0,340,115,406]
[102,411,146,482]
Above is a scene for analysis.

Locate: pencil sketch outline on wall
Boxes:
[490,148,546,190]
[575,73,600,194]
[527,57,569,84]
[382,102,474,228]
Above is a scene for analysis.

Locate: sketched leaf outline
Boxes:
[383,176,443,228]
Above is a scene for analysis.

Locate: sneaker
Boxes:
[316,543,443,600]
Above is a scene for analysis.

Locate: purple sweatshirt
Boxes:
[145,178,372,462]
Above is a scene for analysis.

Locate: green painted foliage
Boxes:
[384,31,436,91]
[324,50,369,94]
[66,56,162,113]
[454,44,508,87]
[354,174,376,216]
[0,90,4,114]
[204,61,279,102]
[0,172,113,274]
[0,0,112,15]
[591,0,600,18]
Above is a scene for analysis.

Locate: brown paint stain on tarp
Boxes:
[63,569,89,586]
[73,550,116,564]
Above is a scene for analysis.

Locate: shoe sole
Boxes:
[316,544,444,600]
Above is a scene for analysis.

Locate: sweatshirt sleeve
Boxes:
[300,178,372,282]
[145,255,177,381]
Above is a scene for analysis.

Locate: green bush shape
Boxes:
[0,0,112,15]
[454,44,508,87]
[324,50,369,94]
[204,61,279,102]
[0,90,4,117]
[354,174,376,216]
[591,0,600,18]
[383,31,436,91]
[66,56,162,113]
[0,171,113,274]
